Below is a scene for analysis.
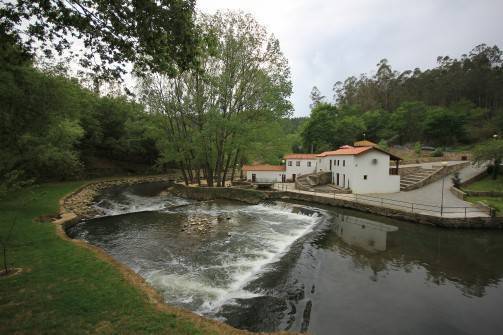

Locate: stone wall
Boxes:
[404,162,470,191]
[63,175,176,219]
[171,184,502,229]
[398,166,422,176]
[168,184,268,204]
[450,186,467,200]
[295,171,332,191]
[460,168,488,187]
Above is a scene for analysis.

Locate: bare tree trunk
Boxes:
[1,244,7,274]
[179,161,189,185]
[221,152,233,187]
[230,149,240,182]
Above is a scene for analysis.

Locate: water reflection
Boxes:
[317,211,503,298]
[332,213,398,252]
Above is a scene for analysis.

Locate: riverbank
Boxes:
[0,180,275,335]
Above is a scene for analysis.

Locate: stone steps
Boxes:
[400,168,440,191]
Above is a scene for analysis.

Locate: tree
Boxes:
[300,103,338,152]
[473,138,503,179]
[1,0,199,79]
[140,11,292,186]
[0,219,17,275]
[309,86,325,108]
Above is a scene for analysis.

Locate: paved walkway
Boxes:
[274,163,489,218]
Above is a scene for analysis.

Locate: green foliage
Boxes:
[414,142,422,156]
[141,11,293,186]
[0,32,158,194]
[378,139,389,150]
[300,103,367,152]
[2,0,199,79]
[473,139,503,179]
[432,147,444,157]
[464,174,503,192]
[329,44,503,147]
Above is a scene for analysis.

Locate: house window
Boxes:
[288,161,292,166]
[307,161,311,167]
[337,160,340,166]
[296,161,300,166]
[363,175,368,180]
[343,160,345,167]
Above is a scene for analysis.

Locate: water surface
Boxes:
[68,183,503,334]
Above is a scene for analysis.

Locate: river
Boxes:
[66,182,503,334]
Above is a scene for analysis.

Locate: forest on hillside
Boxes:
[300,44,503,152]
[1,0,502,194]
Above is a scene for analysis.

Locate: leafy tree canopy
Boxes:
[1,0,199,79]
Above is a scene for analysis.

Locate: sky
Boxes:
[197,0,503,117]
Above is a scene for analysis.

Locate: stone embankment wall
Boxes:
[171,184,503,229]
[295,172,332,191]
[398,166,422,176]
[404,162,470,191]
[63,175,176,219]
[168,184,269,204]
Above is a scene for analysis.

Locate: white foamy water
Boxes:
[143,202,324,315]
[74,185,326,317]
[93,191,190,217]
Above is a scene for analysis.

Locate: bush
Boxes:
[432,147,444,157]
[451,172,462,188]
[378,139,389,150]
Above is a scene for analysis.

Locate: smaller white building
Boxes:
[284,154,318,181]
[243,164,286,183]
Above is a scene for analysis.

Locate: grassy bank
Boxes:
[0,182,230,334]
[464,175,503,192]
[466,196,503,216]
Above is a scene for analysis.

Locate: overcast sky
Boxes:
[197,0,503,117]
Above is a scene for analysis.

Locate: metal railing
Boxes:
[272,183,490,218]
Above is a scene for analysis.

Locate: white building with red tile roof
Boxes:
[243,164,286,183]
[243,142,401,193]
[283,153,318,181]
[316,145,401,193]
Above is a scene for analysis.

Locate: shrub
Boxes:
[432,147,444,157]
[451,172,462,188]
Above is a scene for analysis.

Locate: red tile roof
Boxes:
[354,140,377,147]
[317,146,372,157]
[242,164,286,172]
[317,145,402,160]
[283,153,319,160]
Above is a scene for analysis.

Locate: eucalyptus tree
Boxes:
[140,11,292,186]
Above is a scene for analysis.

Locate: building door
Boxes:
[336,173,340,186]
[343,174,346,188]
[282,174,286,183]
[329,160,332,171]
[252,174,256,182]
[292,174,296,182]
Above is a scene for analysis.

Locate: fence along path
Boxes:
[273,183,490,218]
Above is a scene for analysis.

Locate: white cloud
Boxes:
[197,0,503,116]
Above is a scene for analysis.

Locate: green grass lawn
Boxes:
[0,182,221,334]
[464,175,503,192]
[466,196,503,216]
